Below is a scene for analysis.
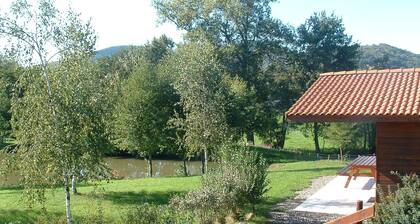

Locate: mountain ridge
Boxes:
[94,43,420,69]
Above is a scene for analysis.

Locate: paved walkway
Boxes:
[269,176,340,224]
[269,175,376,223]
[294,176,375,215]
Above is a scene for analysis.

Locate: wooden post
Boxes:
[340,148,343,162]
[356,200,363,224]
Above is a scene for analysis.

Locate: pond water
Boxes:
[104,157,206,178]
[0,157,209,186]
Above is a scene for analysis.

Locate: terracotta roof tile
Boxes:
[286,68,420,122]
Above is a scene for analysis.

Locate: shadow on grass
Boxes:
[250,147,319,163]
[87,190,185,205]
[0,209,63,223]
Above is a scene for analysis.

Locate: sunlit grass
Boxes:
[0,148,344,223]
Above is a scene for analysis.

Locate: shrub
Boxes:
[170,144,269,223]
[122,203,196,224]
[370,174,420,224]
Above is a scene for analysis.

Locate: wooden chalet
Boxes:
[286,68,420,195]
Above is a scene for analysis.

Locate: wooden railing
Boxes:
[326,202,375,224]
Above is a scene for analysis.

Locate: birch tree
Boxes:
[0,1,111,223]
[153,0,293,144]
[168,41,227,173]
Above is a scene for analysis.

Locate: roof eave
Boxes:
[286,114,420,123]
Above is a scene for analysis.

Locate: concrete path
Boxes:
[294,176,376,215]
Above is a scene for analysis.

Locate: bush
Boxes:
[170,144,269,223]
[370,174,420,224]
[122,203,196,224]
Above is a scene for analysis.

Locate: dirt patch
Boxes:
[269,176,342,224]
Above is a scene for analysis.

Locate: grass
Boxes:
[255,160,343,222]
[255,129,368,155]
[253,129,338,152]
[0,148,344,223]
[0,176,201,223]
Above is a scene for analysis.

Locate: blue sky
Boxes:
[273,0,420,53]
[1,0,419,53]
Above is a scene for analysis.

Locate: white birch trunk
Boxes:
[64,175,72,224]
[71,175,77,194]
[204,149,208,174]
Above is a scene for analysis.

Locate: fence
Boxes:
[283,150,374,162]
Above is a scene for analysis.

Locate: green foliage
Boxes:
[297,11,359,78]
[223,75,257,140]
[0,59,18,143]
[370,174,420,224]
[113,58,178,175]
[122,203,196,224]
[170,144,269,222]
[97,35,174,80]
[0,4,112,222]
[217,144,270,209]
[167,40,228,155]
[325,123,375,152]
[8,54,113,202]
[154,0,294,144]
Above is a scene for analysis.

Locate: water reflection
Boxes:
[104,157,207,178]
[0,157,209,186]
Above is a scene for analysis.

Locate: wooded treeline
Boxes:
[0,0,409,222]
[0,1,389,168]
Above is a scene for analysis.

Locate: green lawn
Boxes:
[254,129,348,154]
[0,148,344,223]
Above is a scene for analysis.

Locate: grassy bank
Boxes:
[0,148,344,223]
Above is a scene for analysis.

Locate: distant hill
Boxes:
[95,43,420,70]
[358,43,420,69]
[95,45,129,59]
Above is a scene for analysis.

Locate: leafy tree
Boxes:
[0,59,18,145]
[97,35,174,80]
[0,1,110,223]
[113,59,178,177]
[296,11,359,153]
[167,41,228,173]
[153,0,293,144]
[254,59,304,149]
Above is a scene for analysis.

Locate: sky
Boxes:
[1,0,420,53]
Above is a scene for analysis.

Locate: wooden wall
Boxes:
[376,122,420,194]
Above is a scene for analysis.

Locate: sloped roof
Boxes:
[286,68,420,122]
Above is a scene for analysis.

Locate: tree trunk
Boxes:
[64,175,72,224]
[147,154,153,177]
[71,175,77,195]
[246,130,254,145]
[363,124,368,151]
[200,150,205,174]
[368,124,376,154]
[182,157,188,176]
[203,149,208,174]
[276,114,288,149]
[313,122,321,154]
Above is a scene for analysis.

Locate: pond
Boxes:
[104,157,207,178]
[0,157,209,186]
